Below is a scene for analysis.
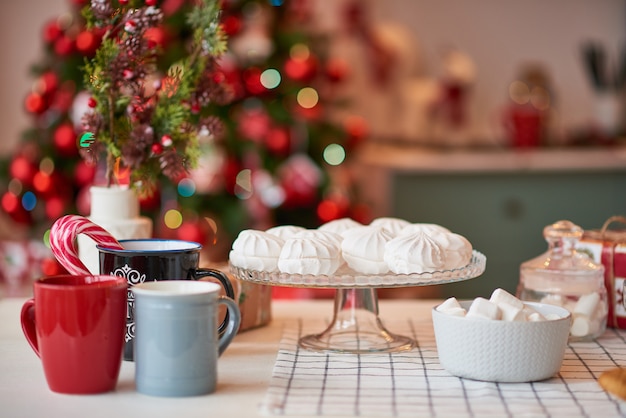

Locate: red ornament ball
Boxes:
[24,92,47,114]
[39,72,59,95]
[10,156,37,185]
[75,30,101,56]
[54,35,74,56]
[325,58,350,83]
[88,97,97,108]
[73,160,96,186]
[45,196,66,220]
[265,127,290,155]
[53,123,78,157]
[1,191,19,214]
[43,20,62,44]
[243,67,265,95]
[284,56,317,82]
[145,27,167,49]
[145,0,157,6]
[33,171,52,195]
[221,15,242,36]
[176,221,206,245]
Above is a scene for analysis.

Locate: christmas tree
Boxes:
[0,0,369,272]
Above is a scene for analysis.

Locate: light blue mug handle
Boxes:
[217,296,241,356]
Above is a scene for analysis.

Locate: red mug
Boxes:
[20,275,127,394]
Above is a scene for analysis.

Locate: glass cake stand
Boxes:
[230,250,486,354]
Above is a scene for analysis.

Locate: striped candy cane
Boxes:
[50,215,124,275]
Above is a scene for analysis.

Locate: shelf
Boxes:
[356,143,626,174]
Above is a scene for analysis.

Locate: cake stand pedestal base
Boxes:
[298,288,416,353]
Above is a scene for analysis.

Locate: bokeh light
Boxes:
[8,179,23,195]
[323,144,346,166]
[235,169,253,199]
[297,87,318,109]
[164,209,183,229]
[43,229,51,248]
[178,178,196,197]
[509,80,530,105]
[260,68,281,89]
[22,191,37,211]
[39,157,55,175]
[290,44,310,61]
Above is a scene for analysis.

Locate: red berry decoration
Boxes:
[151,143,164,155]
[119,0,129,4]
[145,0,157,6]
[88,97,97,108]
[161,134,173,147]
[124,20,137,33]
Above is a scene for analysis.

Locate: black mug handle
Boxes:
[193,268,236,336]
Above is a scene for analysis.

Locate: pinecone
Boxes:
[199,115,225,139]
[159,149,185,181]
[90,0,114,21]
[122,124,154,169]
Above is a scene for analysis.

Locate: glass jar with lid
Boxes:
[517,220,607,341]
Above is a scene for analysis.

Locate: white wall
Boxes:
[0,0,66,155]
[373,0,626,144]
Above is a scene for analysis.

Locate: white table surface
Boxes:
[1,297,431,418]
[4,297,626,418]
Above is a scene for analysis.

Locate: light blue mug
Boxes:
[131,280,241,397]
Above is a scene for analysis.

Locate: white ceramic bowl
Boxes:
[432,301,572,382]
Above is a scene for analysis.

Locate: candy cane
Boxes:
[50,215,124,275]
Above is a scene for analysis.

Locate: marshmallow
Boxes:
[466,297,501,321]
[573,292,601,318]
[436,297,467,317]
[570,315,592,337]
[490,288,524,310]
[499,301,526,322]
[528,312,546,322]
[541,294,566,307]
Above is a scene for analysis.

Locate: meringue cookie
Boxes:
[229,229,284,272]
[318,217,363,236]
[341,226,393,274]
[265,225,306,240]
[400,223,450,236]
[384,232,446,274]
[277,237,341,275]
[370,217,411,237]
[430,230,473,269]
[294,229,343,250]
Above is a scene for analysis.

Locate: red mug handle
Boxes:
[20,299,40,357]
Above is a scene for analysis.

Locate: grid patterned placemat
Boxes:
[260,317,626,417]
